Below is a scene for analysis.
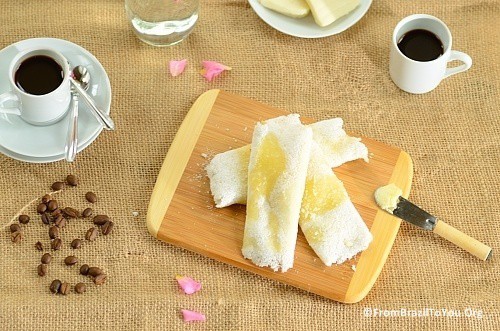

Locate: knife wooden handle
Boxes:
[433,220,492,261]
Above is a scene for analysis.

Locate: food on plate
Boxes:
[259,0,310,18]
[205,118,367,208]
[299,143,372,266]
[242,115,312,272]
[305,0,361,27]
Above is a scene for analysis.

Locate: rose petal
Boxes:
[169,59,187,77]
[201,60,231,81]
[181,309,206,322]
[175,275,202,294]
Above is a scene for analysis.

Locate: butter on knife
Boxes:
[375,184,492,261]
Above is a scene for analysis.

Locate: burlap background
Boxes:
[0,1,498,330]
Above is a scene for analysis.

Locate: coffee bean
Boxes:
[101,221,114,235]
[41,194,52,204]
[63,207,79,218]
[85,227,98,241]
[93,215,109,226]
[85,191,97,203]
[64,256,78,266]
[49,279,62,293]
[18,214,30,224]
[10,223,21,233]
[51,208,62,217]
[74,282,87,294]
[37,203,47,214]
[47,200,58,212]
[54,215,66,228]
[82,208,93,218]
[11,231,22,243]
[88,267,103,277]
[35,241,43,251]
[49,226,59,239]
[41,253,52,264]
[70,239,82,249]
[51,238,62,250]
[80,264,90,276]
[51,181,65,191]
[42,213,51,225]
[37,263,48,277]
[94,274,107,285]
[66,174,78,186]
[59,282,70,295]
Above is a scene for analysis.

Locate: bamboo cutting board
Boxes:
[147,90,413,303]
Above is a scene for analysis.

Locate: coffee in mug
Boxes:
[15,55,64,96]
[389,14,472,94]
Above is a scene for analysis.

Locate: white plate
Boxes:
[0,38,111,163]
[249,0,372,38]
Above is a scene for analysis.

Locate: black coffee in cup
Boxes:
[14,55,63,95]
[397,29,444,62]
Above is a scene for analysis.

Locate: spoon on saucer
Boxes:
[70,65,115,131]
[64,83,79,162]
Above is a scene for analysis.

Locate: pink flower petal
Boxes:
[169,59,187,77]
[181,309,206,322]
[201,60,231,81]
[175,275,202,294]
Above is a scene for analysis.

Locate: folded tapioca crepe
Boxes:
[206,118,368,208]
[241,114,312,272]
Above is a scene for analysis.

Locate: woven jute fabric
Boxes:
[1,1,498,330]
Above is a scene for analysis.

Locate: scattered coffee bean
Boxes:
[74,282,87,294]
[71,238,82,249]
[82,207,93,218]
[37,203,47,214]
[64,256,78,266]
[93,215,109,226]
[51,208,62,217]
[10,223,21,233]
[94,274,107,285]
[35,241,44,251]
[18,214,30,224]
[37,263,48,277]
[51,238,62,250]
[59,282,70,295]
[47,200,58,212]
[85,191,97,203]
[41,253,52,264]
[41,213,51,225]
[85,227,98,241]
[54,215,66,228]
[41,194,52,204]
[11,231,22,243]
[49,226,59,239]
[63,207,79,218]
[66,174,78,186]
[51,181,65,191]
[101,221,114,235]
[50,279,62,293]
[80,264,90,276]
[88,267,103,277]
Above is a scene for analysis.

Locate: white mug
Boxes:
[0,47,71,125]
[389,14,472,94]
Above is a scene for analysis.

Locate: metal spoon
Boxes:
[69,65,115,131]
[64,84,79,162]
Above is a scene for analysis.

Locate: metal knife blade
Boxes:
[392,197,437,231]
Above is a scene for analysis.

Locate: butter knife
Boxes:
[392,197,492,261]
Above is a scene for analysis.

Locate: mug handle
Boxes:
[0,91,22,115]
[444,51,472,79]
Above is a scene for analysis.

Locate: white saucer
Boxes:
[248,0,372,38]
[0,38,111,163]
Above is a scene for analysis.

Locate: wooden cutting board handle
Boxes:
[433,220,492,261]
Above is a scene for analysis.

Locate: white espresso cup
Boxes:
[389,14,472,94]
[0,47,71,125]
